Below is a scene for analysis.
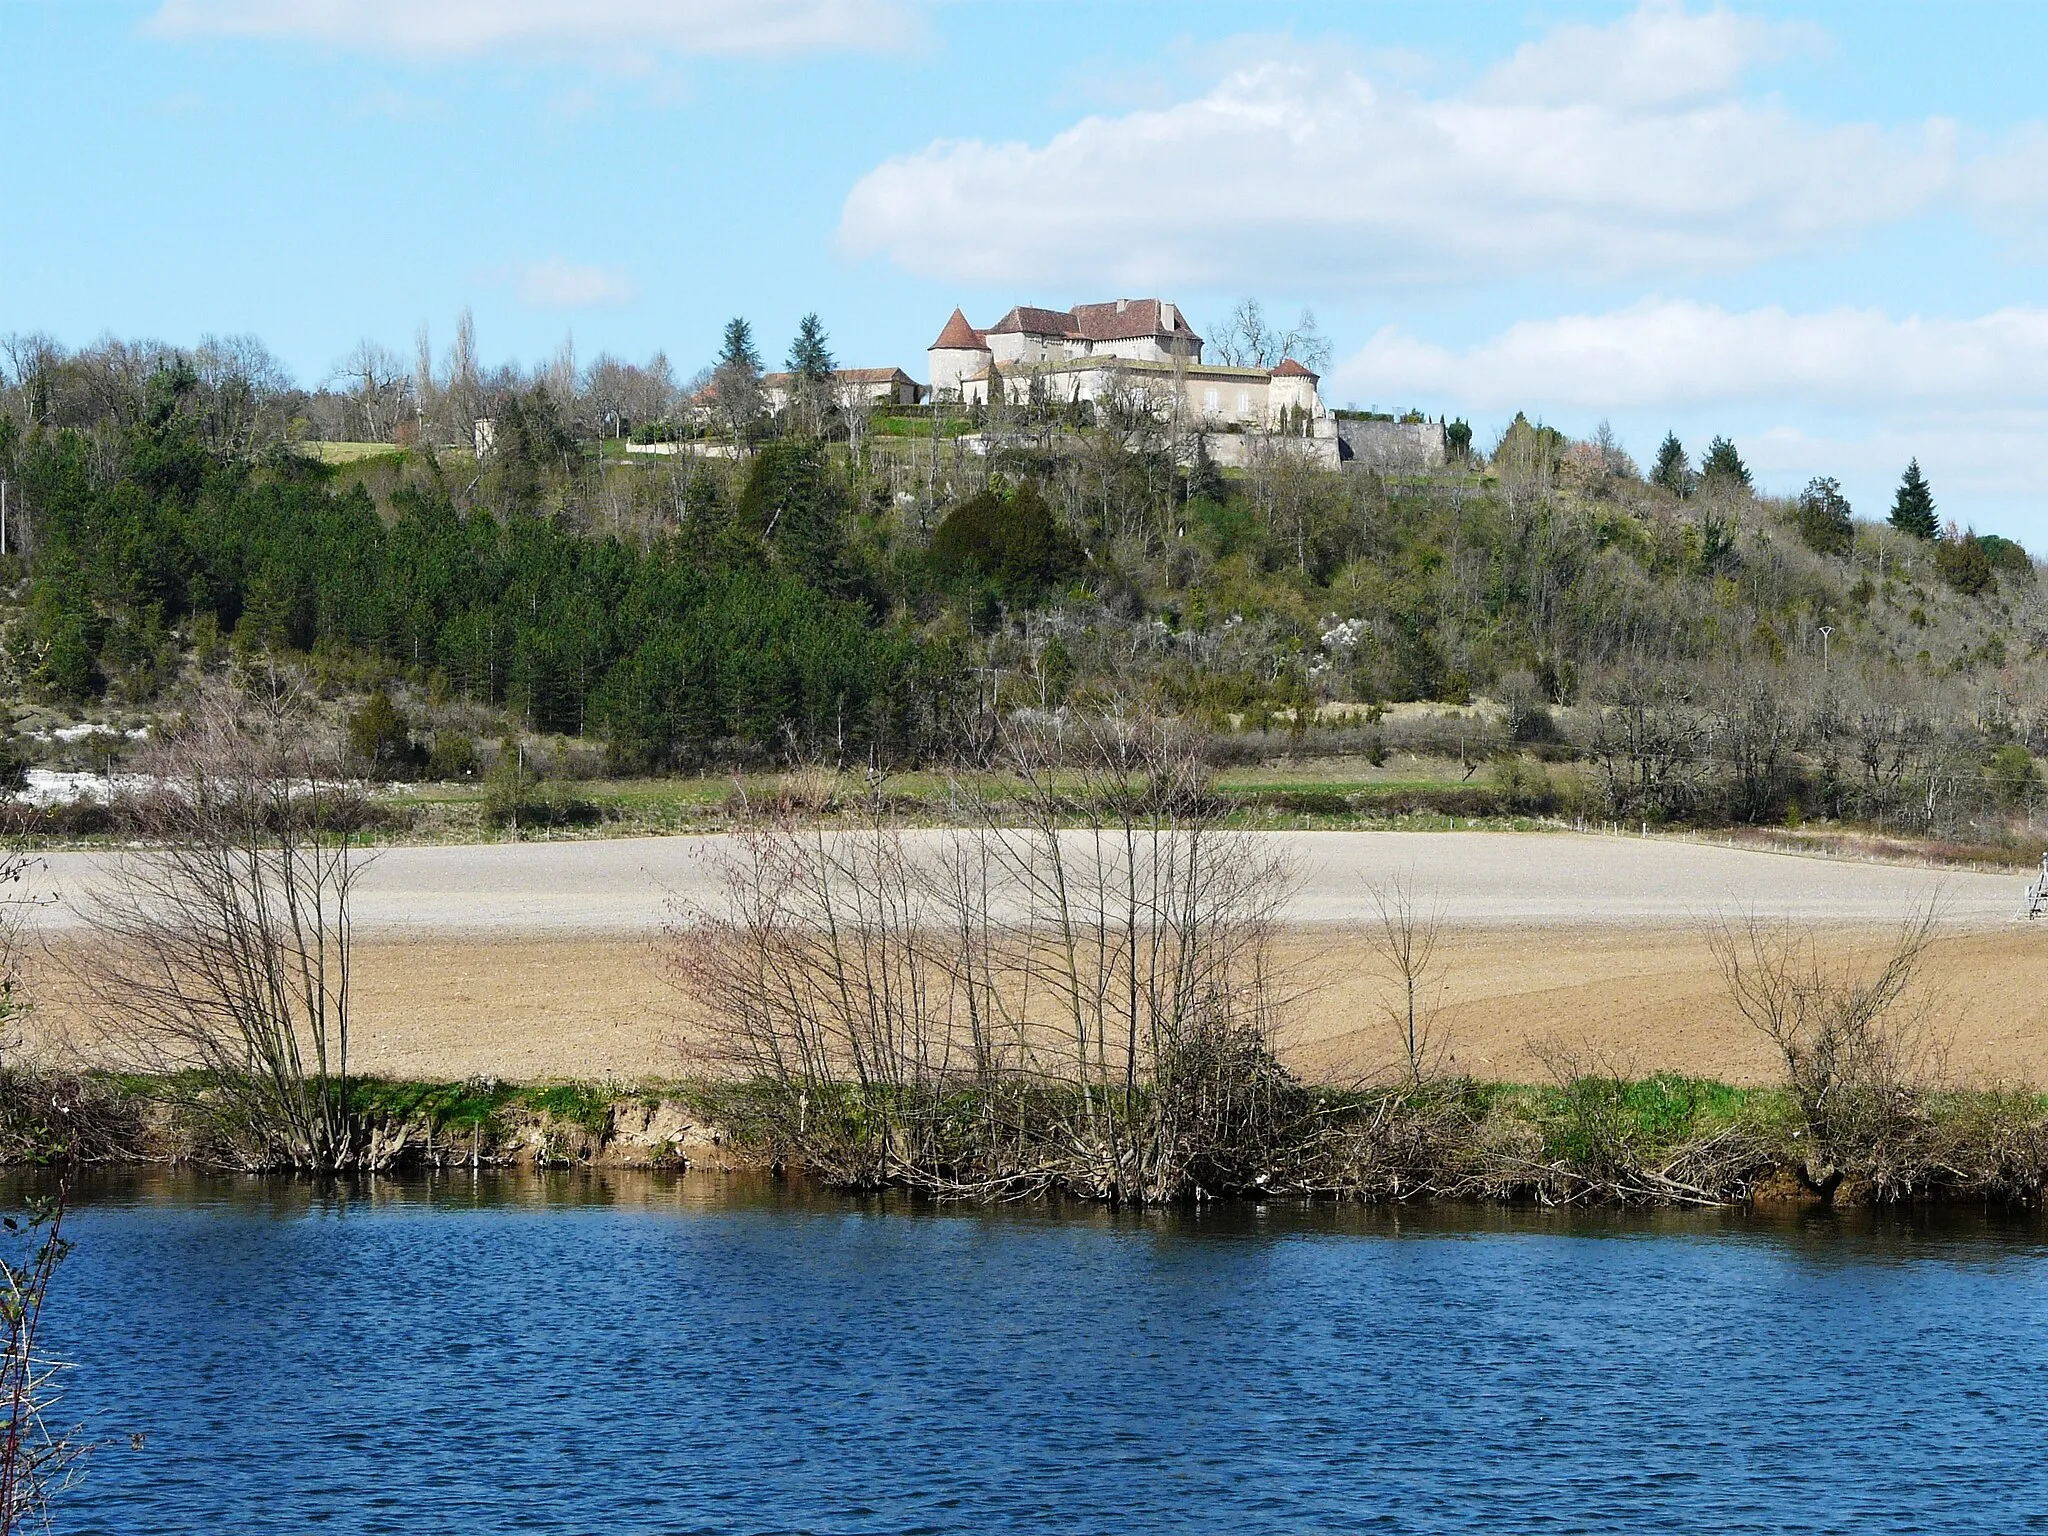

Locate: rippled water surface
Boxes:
[35,1171,2048,1533]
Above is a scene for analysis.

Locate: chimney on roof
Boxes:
[1116,298,1128,313]
[1160,302,1175,329]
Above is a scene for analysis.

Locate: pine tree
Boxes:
[1699,435,1751,490]
[1889,458,1937,540]
[787,313,833,383]
[1651,432,1693,496]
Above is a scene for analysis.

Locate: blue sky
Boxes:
[7,1,2048,538]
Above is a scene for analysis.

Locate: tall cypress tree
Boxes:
[1651,432,1693,496]
[1889,458,1938,540]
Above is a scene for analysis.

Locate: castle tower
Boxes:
[927,308,991,401]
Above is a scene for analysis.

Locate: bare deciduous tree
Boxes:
[1361,875,1448,1084]
[1209,298,1332,372]
[1711,903,1945,1198]
[671,714,1299,1203]
[80,669,397,1170]
[0,1190,89,1533]
[0,852,34,1063]
[0,849,91,1531]
[333,339,412,444]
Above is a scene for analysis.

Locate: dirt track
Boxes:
[26,829,2027,934]
[26,832,2048,1086]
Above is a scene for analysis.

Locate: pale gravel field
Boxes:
[25,832,2048,1083]
[23,829,2029,937]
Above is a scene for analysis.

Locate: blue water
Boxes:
[36,1171,2048,1533]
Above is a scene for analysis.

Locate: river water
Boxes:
[36,1170,2048,1533]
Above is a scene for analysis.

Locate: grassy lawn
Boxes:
[295,441,410,465]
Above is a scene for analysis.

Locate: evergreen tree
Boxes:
[714,318,764,448]
[719,317,762,376]
[347,688,415,779]
[785,313,835,438]
[1183,434,1226,506]
[1793,476,1853,556]
[1935,525,1995,595]
[787,314,833,383]
[1699,436,1751,490]
[1651,432,1693,496]
[1978,533,2032,577]
[931,482,1081,601]
[1889,458,1938,540]
[737,441,848,593]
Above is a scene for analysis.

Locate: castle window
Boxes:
[1204,388,1219,414]
[1237,392,1250,417]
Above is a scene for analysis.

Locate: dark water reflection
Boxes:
[35,1169,2048,1533]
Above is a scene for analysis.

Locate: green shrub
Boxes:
[347,689,416,779]
[1989,744,2038,808]
[1935,528,1996,596]
[1793,476,1853,556]
[425,729,479,781]
[930,482,1080,600]
[1979,533,2032,579]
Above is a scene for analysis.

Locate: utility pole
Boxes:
[1819,624,1834,674]
[1,478,7,557]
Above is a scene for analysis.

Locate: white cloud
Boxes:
[513,258,638,308]
[1337,300,2048,413]
[147,0,918,63]
[837,3,1955,289]
[1964,122,2048,258]
[1473,1,1812,111]
[1335,299,2048,535]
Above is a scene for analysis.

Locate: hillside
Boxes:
[1,340,2041,845]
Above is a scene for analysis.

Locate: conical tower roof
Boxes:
[930,308,988,351]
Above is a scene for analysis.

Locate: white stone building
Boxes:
[926,298,1334,452]
[758,367,924,415]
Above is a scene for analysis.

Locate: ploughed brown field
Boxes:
[23,831,2048,1086]
[314,927,2048,1087]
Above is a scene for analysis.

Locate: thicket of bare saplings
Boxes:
[673,715,1303,1202]
[670,713,2048,1208]
[74,669,408,1171]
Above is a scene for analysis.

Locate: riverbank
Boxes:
[18,1069,2048,1210]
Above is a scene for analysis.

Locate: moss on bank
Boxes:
[19,1069,2048,1210]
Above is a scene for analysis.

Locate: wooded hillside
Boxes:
[1,326,2040,840]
